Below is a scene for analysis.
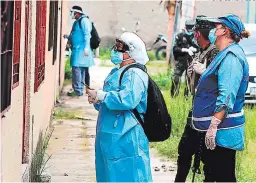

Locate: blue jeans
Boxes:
[72,67,89,96]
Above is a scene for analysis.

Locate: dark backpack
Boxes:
[79,17,101,50]
[119,64,172,142]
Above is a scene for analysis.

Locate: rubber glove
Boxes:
[87,89,106,104]
[193,61,206,74]
[181,48,194,56]
[84,48,89,56]
[205,116,221,150]
[189,46,197,52]
[187,63,193,77]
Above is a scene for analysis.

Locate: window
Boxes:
[48,1,54,51]
[12,0,22,88]
[34,1,47,92]
[1,1,14,115]
[48,1,58,64]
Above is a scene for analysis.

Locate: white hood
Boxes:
[119,32,149,65]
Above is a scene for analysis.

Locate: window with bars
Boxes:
[12,0,22,88]
[48,1,58,64]
[34,1,47,92]
[1,1,14,114]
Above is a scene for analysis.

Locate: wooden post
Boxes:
[166,0,176,65]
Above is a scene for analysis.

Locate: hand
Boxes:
[84,48,89,56]
[205,116,221,150]
[181,48,194,56]
[187,63,193,77]
[187,49,194,56]
[193,61,206,75]
[189,46,197,52]
[181,48,189,53]
[63,34,69,39]
[87,89,98,104]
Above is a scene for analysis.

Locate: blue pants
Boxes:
[72,67,89,96]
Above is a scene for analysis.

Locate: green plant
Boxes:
[53,108,77,119]
[29,128,53,182]
[65,56,72,80]
[147,50,157,61]
[150,71,172,90]
[99,47,111,61]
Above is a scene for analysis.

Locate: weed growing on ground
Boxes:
[53,108,77,119]
[29,128,53,182]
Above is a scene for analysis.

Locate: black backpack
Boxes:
[119,64,172,142]
[79,17,101,50]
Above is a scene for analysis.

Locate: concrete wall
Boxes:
[66,1,248,49]
[67,1,169,47]
[1,0,68,181]
[196,1,246,21]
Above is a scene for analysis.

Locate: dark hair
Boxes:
[222,24,251,43]
[72,6,83,12]
[198,29,211,40]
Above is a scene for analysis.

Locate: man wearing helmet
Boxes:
[86,32,152,182]
[171,20,199,97]
[175,16,219,182]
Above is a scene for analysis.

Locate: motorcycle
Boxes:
[147,34,168,61]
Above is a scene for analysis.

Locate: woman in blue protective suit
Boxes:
[192,14,250,182]
[87,32,152,182]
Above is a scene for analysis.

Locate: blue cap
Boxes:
[208,14,245,37]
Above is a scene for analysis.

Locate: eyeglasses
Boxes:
[112,39,129,53]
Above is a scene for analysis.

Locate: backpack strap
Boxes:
[119,64,146,86]
[78,17,84,29]
[78,16,90,29]
[119,64,147,124]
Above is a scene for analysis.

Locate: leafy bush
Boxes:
[65,57,72,80]
[147,50,157,61]
[99,47,111,61]
[150,71,171,90]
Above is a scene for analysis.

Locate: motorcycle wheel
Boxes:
[155,45,167,61]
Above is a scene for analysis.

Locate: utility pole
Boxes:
[166,0,177,65]
[246,0,256,23]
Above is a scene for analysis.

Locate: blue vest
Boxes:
[192,44,249,131]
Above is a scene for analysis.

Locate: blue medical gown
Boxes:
[94,65,152,182]
[70,15,94,67]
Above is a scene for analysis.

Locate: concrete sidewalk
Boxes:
[46,59,176,182]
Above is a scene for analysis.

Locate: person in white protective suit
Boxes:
[87,32,153,182]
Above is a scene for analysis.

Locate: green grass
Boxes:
[65,56,72,80]
[147,50,157,61]
[53,108,77,119]
[99,47,111,61]
[150,70,256,182]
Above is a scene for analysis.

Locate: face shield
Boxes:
[185,25,194,35]
[112,39,130,53]
[70,10,76,19]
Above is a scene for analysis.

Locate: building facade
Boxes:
[1,0,68,181]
